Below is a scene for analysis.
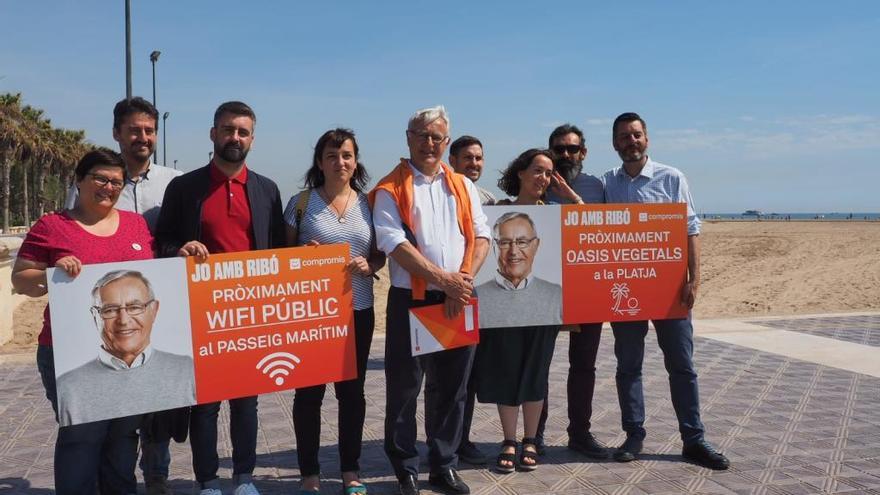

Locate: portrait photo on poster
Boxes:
[474,205,563,328]
[47,257,196,426]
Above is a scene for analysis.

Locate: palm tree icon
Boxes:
[610,283,641,315]
[611,283,630,314]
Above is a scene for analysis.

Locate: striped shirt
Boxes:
[283,190,375,309]
[602,157,701,235]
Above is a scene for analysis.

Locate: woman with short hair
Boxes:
[12,148,155,493]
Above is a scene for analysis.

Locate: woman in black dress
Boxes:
[475,148,581,473]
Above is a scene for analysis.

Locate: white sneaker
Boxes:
[233,482,260,495]
[199,489,222,495]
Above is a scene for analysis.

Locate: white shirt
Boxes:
[493,271,534,291]
[98,345,153,370]
[373,162,491,290]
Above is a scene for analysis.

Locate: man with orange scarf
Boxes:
[371,106,490,495]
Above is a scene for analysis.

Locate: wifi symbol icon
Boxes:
[256,352,302,386]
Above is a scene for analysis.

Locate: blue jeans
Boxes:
[189,396,258,487]
[611,318,705,445]
[37,345,141,494]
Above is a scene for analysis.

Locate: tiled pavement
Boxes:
[2,314,880,494]
[749,315,880,348]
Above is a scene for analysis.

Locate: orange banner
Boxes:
[409,298,480,356]
[561,204,689,323]
[187,245,356,403]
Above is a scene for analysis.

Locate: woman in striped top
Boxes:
[283,128,384,495]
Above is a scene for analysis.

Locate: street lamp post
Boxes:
[125,0,132,99]
[150,50,161,163]
[162,112,169,166]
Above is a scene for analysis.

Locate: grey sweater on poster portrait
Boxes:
[57,350,196,426]
[476,277,563,329]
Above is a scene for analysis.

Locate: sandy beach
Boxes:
[4,220,878,351]
[697,221,880,318]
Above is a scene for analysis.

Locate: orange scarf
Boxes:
[369,158,476,300]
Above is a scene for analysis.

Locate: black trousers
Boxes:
[37,345,141,495]
[460,342,480,446]
[293,307,375,476]
[384,287,475,479]
[566,323,603,439]
[189,396,258,486]
[535,324,603,442]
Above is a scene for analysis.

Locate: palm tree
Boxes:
[0,93,90,229]
[46,128,87,213]
[0,93,34,230]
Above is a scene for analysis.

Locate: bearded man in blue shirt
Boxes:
[602,112,730,471]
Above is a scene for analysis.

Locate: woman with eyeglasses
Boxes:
[283,128,385,495]
[474,148,580,474]
[12,148,154,494]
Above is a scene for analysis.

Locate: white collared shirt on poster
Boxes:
[493,272,534,291]
[373,162,491,290]
[98,345,153,370]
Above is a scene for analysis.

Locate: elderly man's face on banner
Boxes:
[92,276,159,365]
[495,217,540,287]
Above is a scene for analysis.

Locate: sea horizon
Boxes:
[703,212,880,221]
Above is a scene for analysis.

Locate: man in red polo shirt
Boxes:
[155,101,285,495]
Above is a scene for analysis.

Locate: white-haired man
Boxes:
[56,270,194,426]
[371,106,490,495]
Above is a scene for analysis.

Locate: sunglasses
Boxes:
[552,144,583,155]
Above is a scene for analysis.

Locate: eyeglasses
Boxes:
[88,173,125,190]
[407,130,449,145]
[92,300,155,319]
[552,144,582,156]
[495,237,537,250]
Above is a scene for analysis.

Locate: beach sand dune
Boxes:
[4,221,878,351]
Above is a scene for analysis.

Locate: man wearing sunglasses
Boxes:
[546,124,604,204]
[56,270,195,426]
[532,124,609,460]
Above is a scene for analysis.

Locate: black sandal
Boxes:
[519,437,539,471]
[495,439,517,474]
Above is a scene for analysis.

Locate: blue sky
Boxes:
[2,1,878,212]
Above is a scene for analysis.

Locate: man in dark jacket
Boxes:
[155,101,284,495]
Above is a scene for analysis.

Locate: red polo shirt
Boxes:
[201,162,255,254]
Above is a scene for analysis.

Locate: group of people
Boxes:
[11,97,730,495]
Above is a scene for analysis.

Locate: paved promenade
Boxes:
[1,313,879,494]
